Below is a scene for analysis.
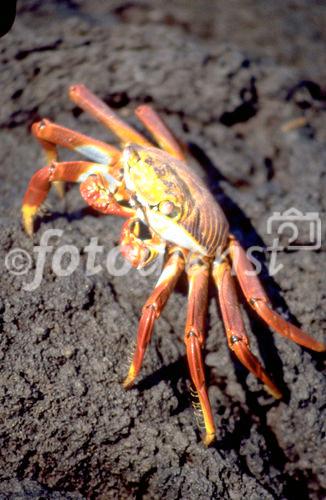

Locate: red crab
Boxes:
[22,85,325,445]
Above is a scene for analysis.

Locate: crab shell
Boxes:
[122,144,229,258]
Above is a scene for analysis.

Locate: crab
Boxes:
[22,84,325,445]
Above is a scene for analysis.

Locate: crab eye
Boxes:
[159,200,174,215]
[158,200,181,219]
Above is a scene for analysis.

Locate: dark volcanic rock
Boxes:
[0,1,325,499]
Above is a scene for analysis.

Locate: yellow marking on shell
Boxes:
[22,204,38,236]
[125,146,173,206]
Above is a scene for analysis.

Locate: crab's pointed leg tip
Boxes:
[122,376,135,390]
[22,205,38,236]
[264,384,283,400]
[122,364,136,390]
[315,342,326,353]
[69,84,79,94]
[203,432,216,447]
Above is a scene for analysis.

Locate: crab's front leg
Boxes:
[32,119,121,166]
[31,118,121,199]
[22,162,131,235]
[22,116,125,235]
[120,217,166,269]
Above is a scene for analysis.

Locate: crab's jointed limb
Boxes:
[32,118,121,164]
[31,118,121,199]
[213,259,282,399]
[229,237,325,352]
[123,246,186,388]
[135,105,185,160]
[22,114,125,236]
[185,254,216,446]
[69,84,185,160]
[69,84,153,148]
[22,160,131,236]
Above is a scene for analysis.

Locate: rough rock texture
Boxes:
[0,1,325,499]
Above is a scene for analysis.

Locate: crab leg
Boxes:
[135,105,185,160]
[123,246,186,388]
[32,125,63,198]
[185,255,216,446]
[229,237,326,352]
[32,118,121,199]
[22,161,129,235]
[32,119,120,165]
[69,84,152,148]
[213,259,282,398]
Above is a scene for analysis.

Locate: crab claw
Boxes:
[120,218,165,269]
[120,239,151,269]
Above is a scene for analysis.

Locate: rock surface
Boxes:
[0,1,325,498]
